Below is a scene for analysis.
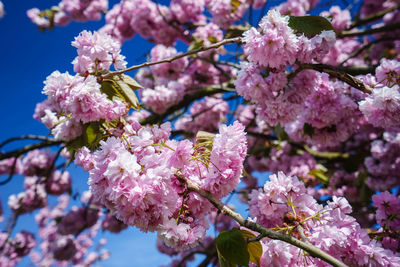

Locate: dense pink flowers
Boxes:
[206,0,248,29]
[59,0,108,22]
[140,81,185,114]
[251,172,400,267]
[27,0,107,28]
[35,70,128,140]
[149,45,188,79]
[72,30,127,74]
[372,191,400,231]
[201,121,247,198]
[242,10,299,69]
[359,85,400,129]
[175,96,229,133]
[365,131,400,190]
[170,0,204,23]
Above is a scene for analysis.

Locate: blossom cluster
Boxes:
[74,119,247,249]
[27,0,108,29]
[249,172,400,267]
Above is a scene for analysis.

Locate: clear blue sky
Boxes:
[0,1,171,266]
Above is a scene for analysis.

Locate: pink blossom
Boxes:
[72,30,127,73]
[0,157,22,175]
[27,8,50,28]
[201,121,247,198]
[59,0,108,22]
[170,0,205,23]
[45,170,72,195]
[140,81,185,114]
[157,219,207,250]
[101,213,128,233]
[150,45,188,79]
[242,10,299,69]
[8,184,47,214]
[21,150,55,177]
[372,191,400,231]
[207,0,248,29]
[359,85,400,128]
[321,6,351,32]
[375,59,400,86]
[175,96,229,133]
[51,235,77,261]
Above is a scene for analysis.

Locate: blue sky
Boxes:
[0,1,170,266]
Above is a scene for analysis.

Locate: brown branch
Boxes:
[0,135,57,149]
[0,139,63,161]
[297,63,372,93]
[103,37,242,79]
[175,172,349,267]
[349,5,400,30]
[339,22,400,38]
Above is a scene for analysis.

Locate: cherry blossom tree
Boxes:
[1,0,400,266]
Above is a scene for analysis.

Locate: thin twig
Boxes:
[0,140,63,161]
[103,37,242,79]
[339,22,400,38]
[0,135,56,149]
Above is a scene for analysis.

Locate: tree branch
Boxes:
[349,5,400,30]
[339,22,400,38]
[103,37,242,79]
[0,135,57,149]
[0,140,62,161]
[175,172,349,267]
[297,63,372,93]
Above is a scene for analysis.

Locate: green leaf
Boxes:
[240,230,262,267]
[216,228,250,267]
[65,135,86,158]
[208,35,219,43]
[275,123,289,141]
[189,39,204,51]
[100,81,121,100]
[119,74,143,90]
[112,76,141,109]
[288,16,334,37]
[231,0,242,13]
[308,169,329,184]
[217,250,237,267]
[303,123,314,138]
[85,122,101,147]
